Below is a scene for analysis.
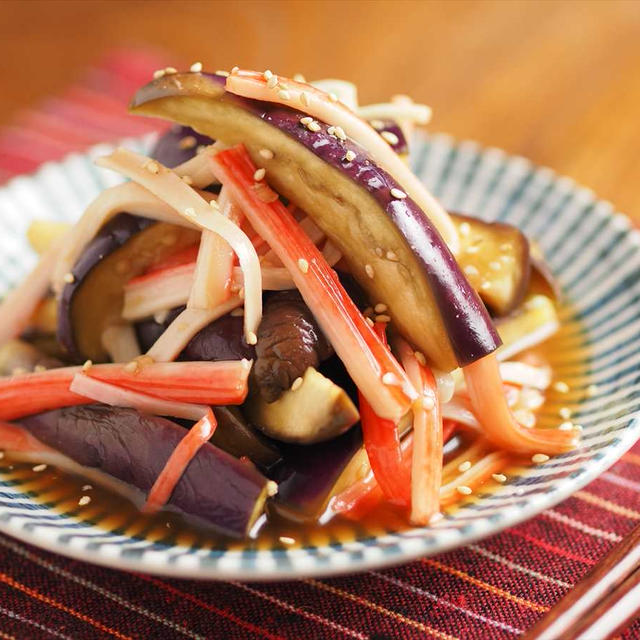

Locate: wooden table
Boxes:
[1,0,639,217]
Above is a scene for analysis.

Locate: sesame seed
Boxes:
[559,407,572,419]
[386,251,399,261]
[421,396,435,410]
[375,314,391,323]
[246,332,258,345]
[124,361,139,374]
[196,145,206,154]
[184,207,196,218]
[374,303,387,313]
[370,119,385,130]
[574,424,584,431]
[190,61,203,73]
[300,116,313,125]
[253,168,266,181]
[231,66,240,74]
[531,453,550,464]
[457,485,472,495]
[215,70,230,77]
[63,272,75,284]
[365,317,375,327]
[82,359,93,372]
[500,254,514,263]
[328,92,338,102]
[382,372,398,385]
[390,188,407,199]
[559,421,575,431]
[344,150,356,162]
[32,464,47,472]
[259,148,274,160]
[78,495,91,506]
[266,75,279,89]
[365,264,375,278]
[297,258,309,273]
[514,409,536,428]
[34,364,46,372]
[489,261,502,271]
[181,175,193,185]
[230,307,244,317]
[164,66,177,75]
[291,377,303,391]
[210,199,220,210]
[267,481,278,496]
[279,82,289,90]
[492,473,507,483]
[145,160,160,174]
[464,265,479,277]
[278,89,291,100]
[414,351,427,366]
[499,243,512,251]
[153,69,165,79]
[334,126,347,141]
[374,247,384,257]
[553,381,570,393]
[327,126,336,136]
[279,535,295,545]
[459,222,471,235]
[293,73,306,82]
[300,92,310,106]
[238,287,245,299]
[458,461,472,472]
[307,121,321,133]
[82,484,93,491]
[381,130,399,145]
[481,281,492,290]
[263,69,273,80]
[179,135,197,150]
[466,245,479,254]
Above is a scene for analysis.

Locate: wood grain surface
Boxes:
[1,0,639,217]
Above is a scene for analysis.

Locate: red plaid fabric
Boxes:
[0,50,638,639]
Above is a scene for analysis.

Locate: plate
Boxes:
[0,133,638,580]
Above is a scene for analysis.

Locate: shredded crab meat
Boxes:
[97,148,262,343]
[0,233,67,346]
[101,324,141,363]
[70,373,208,421]
[146,299,243,362]
[225,70,460,253]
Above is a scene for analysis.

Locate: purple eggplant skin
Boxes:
[150,124,213,168]
[58,213,152,362]
[20,405,269,538]
[371,120,408,156]
[131,73,500,369]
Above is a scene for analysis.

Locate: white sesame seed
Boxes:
[370,119,385,130]
[82,484,93,491]
[164,66,177,75]
[374,303,387,313]
[297,258,309,273]
[307,121,321,133]
[327,126,336,136]
[344,150,356,162]
[300,91,310,106]
[459,222,471,235]
[246,332,258,345]
[492,473,507,483]
[489,261,502,271]
[278,82,289,90]
[278,89,291,100]
[414,351,426,366]
[558,421,574,431]
[230,307,244,317]
[386,251,399,261]
[32,464,47,472]
[365,317,375,327]
[381,130,399,145]
[291,377,303,391]
[574,424,584,432]
[279,535,295,545]
[458,461,472,472]
[266,75,279,89]
[481,281,492,290]
[190,61,203,73]
[293,73,306,82]
[499,243,512,251]
[63,272,75,284]
[238,287,245,299]
[514,409,536,428]
[553,381,570,393]
[196,145,206,154]
[181,175,193,185]
[500,254,514,263]
[334,126,347,141]
[82,359,93,372]
[390,188,407,199]
[365,263,375,278]
[124,361,138,373]
[231,66,240,74]
[153,69,166,79]
[375,314,391,323]
[457,485,472,495]
[215,70,230,77]
[464,265,479,277]
[145,160,160,174]
[263,69,273,80]
[559,407,572,419]
[179,135,197,150]
[300,116,313,125]
[421,396,435,410]
[382,372,398,385]
[374,247,384,257]
[466,245,479,254]
[78,495,91,506]
[267,481,278,496]
[184,207,196,218]
[259,148,274,160]
[34,365,46,373]
[531,453,550,464]
[328,92,338,102]
[253,168,266,181]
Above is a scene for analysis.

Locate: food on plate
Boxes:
[0,65,581,540]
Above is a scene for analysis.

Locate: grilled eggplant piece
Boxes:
[58,214,200,363]
[151,124,214,168]
[130,72,500,371]
[451,213,530,316]
[244,367,359,444]
[20,405,271,538]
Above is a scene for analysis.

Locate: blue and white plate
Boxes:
[0,134,638,580]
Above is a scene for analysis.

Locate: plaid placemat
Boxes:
[0,50,638,640]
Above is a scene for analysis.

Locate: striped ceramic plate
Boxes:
[0,134,638,580]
